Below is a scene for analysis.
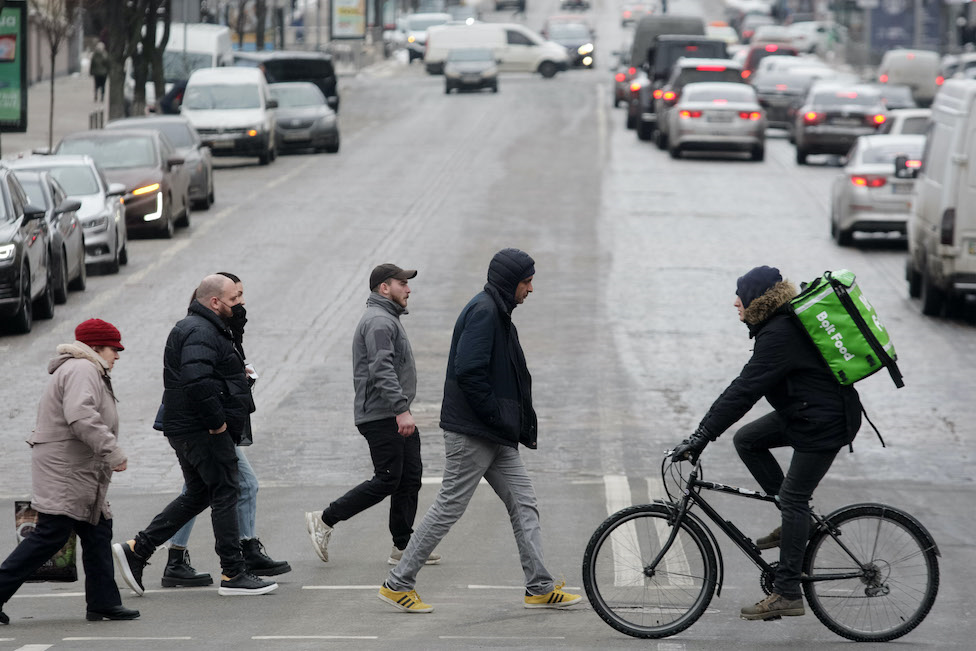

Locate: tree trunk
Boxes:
[48,50,56,150]
[255,0,266,50]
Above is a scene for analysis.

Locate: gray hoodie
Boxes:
[352,293,416,425]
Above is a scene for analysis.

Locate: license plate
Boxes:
[462,76,480,83]
[891,183,912,194]
[283,130,311,142]
[831,118,862,127]
[707,113,732,123]
[211,140,235,149]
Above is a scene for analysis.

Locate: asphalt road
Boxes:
[0,0,973,648]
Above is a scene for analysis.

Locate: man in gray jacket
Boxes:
[305,264,440,566]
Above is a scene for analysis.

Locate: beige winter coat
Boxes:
[28,342,127,525]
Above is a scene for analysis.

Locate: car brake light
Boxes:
[907,52,915,60]
[628,67,636,75]
[743,30,754,39]
[696,65,727,72]
[739,111,761,120]
[685,45,698,51]
[936,75,945,86]
[879,74,889,83]
[615,72,626,82]
[851,175,887,188]
[775,84,788,90]
[741,70,751,79]
[653,88,663,99]
[940,208,955,244]
[712,98,728,104]
[765,44,778,52]
[679,110,702,119]
[663,90,676,101]
[837,91,858,99]
[630,81,641,92]
[906,159,922,169]
[623,10,631,17]
[872,114,886,125]
[803,111,823,124]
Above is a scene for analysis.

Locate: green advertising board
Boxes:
[0,0,27,132]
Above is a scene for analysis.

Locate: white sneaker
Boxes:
[388,545,441,566]
[304,511,332,562]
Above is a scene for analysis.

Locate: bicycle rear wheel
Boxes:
[582,503,717,639]
[803,503,940,642]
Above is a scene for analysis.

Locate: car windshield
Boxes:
[753,72,809,91]
[58,136,157,169]
[880,86,915,105]
[862,142,924,165]
[447,48,493,62]
[16,177,50,210]
[263,59,335,81]
[44,165,100,195]
[684,85,755,102]
[408,16,447,31]
[898,116,929,135]
[549,24,590,40]
[812,90,879,107]
[155,122,195,147]
[162,51,213,83]
[271,84,325,107]
[678,67,742,85]
[183,83,261,110]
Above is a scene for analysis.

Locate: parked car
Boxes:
[876,108,931,135]
[56,129,191,238]
[652,57,746,148]
[0,165,54,333]
[7,156,127,273]
[545,20,595,68]
[443,48,499,94]
[234,49,340,113]
[12,170,85,303]
[269,81,340,153]
[666,81,766,160]
[793,84,888,165]
[105,116,214,210]
[878,49,941,108]
[829,134,925,245]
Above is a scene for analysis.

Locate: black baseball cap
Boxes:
[370,263,417,290]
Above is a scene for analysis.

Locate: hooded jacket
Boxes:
[439,249,538,449]
[29,342,127,524]
[162,301,255,440]
[698,280,861,451]
[352,293,417,425]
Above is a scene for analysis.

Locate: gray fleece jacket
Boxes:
[352,293,416,425]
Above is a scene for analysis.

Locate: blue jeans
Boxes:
[167,446,258,548]
[386,431,554,595]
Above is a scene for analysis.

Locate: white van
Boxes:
[878,49,940,107]
[180,67,278,165]
[905,78,976,315]
[424,23,569,77]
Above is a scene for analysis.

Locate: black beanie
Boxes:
[736,266,782,309]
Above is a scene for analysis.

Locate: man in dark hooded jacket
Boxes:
[378,248,582,614]
[673,265,861,621]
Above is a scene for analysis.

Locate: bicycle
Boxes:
[581,452,940,641]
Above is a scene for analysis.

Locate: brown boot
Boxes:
[741,593,805,620]
[755,526,782,550]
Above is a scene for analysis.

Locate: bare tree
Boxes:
[91,0,148,120]
[254,0,266,50]
[29,0,79,150]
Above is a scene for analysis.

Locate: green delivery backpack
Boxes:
[790,270,904,389]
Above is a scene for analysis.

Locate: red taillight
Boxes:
[663,90,676,101]
[615,72,626,83]
[628,67,636,76]
[741,70,752,79]
[653,88,663,99]
[775,84,788,90]
[906,159,922,169]
[685,45,698,51]
[936,75,945,86]
[630,81,641,92]
[765,44,779,52]
[803,111,823,124]
[879,74,889,83]
[679,110,702,119]
[872,114,886,125]
[851,175,887,188]
[712,98,728,104]
[743,30,754,39]
[739,111,761,120]
[837,91,858,99]
[623,10,631,17]
[940,208,955,245]
[696,65,727,72]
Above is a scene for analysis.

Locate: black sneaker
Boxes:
[242,538,292,576]
[217,571,278,596]
[0,610,8,625]
[112,541,147,597]
[86,605,141,621]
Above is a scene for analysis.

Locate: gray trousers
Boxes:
[385,431,555,595]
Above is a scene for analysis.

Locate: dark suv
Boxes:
[652,57,745,148]
[632,36,728,140]
[0,165,56,334]
[234,51,340,113]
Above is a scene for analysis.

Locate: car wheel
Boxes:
[613,96,621,107]
[445,84,452,94]
[118,236,128,266]
[177,195,191,228]
[654,127,668,150]
[258,149,271,165]
[34,261,56,320]
[637,119,653,141]
[492,83,498,93]
[105,234,121,274]
[751,144,765,162]
[69,243,87,292]
[538,61,557,79]
[8,268,32,334]
[325,137,340,154]
[626,111,636,129]
[795,147,808,165]
[669,143,682,159]
[52,247,69,304]
[919,263,945,316]
[906,259,922,299]
[160,197,175,239]
[196,174,213,210]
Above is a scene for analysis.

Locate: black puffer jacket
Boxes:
[698,280,861,451]
[162,301,255,440]
[439,249,538,449]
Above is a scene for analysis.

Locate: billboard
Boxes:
[0,0,27,132]
[332,0,366,40]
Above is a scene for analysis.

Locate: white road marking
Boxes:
[647,477,692,587]
[467,584,581,591]
[604,475,641,587]
[303,585,379,590]
[440,636,566,640]
[253,636,378,640]
[14,645,54,651]
[63,638,192,641]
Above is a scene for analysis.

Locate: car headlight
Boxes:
[578,43,594,56]
[247,126,265,137]
[0,243,15,262]
[408,35,416,43]
[83,214,109,233]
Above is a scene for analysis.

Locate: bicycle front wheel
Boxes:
[803,504,940,642]
[582,503,717,639]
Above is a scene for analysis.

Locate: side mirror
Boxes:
[56,198,82,214]
[24,203,45,221]
[107,182,127,197]
[894,155,921,179]
[167,156,185,169]
[267,98,278,109]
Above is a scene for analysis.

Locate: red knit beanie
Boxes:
[75,318,124,350]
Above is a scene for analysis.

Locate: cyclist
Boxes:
[673,265,862,621]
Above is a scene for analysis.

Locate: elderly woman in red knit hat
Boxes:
[0,319,139,625]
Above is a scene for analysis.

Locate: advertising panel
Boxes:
[332,0,366,39]
[0,0,27,133]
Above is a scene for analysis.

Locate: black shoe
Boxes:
[86,605,141,621]
[112,541,148,597]
[217,571,278,596]
[242,538,291,577]
[162,548,213,587]
[0,610,8,625]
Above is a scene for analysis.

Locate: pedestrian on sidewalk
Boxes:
[306,264,441,566]
[378,249,582,613]
[0,320,138,625]
[90,41,109,102]
[157,272,290,588]
[112,275,277,597]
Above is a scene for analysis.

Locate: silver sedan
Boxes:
[666,82,767,161]
[829,134,925,246]
[270,82,340,154]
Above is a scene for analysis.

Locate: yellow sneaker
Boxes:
[378,583,434,613]
[524,581,583,609]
